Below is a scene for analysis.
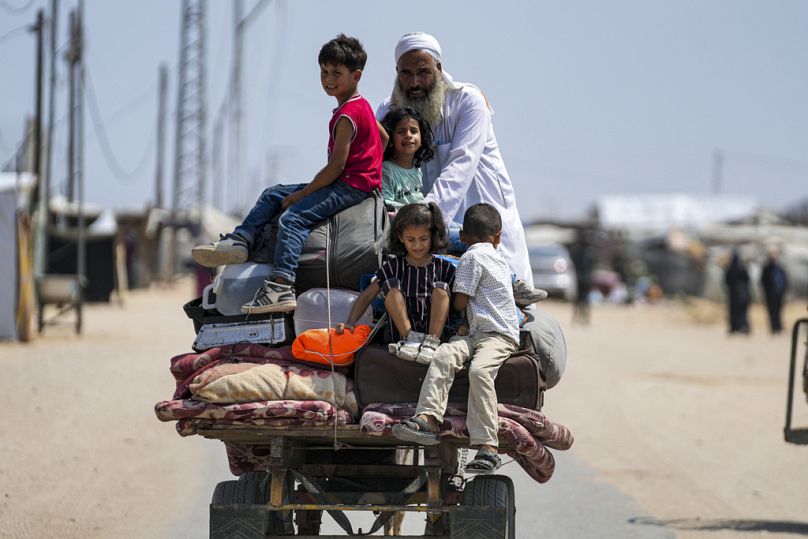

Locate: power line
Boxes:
[84,67,155,182]
[0,0,35,15]
[0,23,30,45]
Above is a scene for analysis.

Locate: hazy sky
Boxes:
[1,0,806,221]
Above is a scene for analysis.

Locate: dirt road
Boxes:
[1,282,806,537]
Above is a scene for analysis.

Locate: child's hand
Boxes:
[457,323,469,337]
[282,190,306,209]
[335,323,355,335]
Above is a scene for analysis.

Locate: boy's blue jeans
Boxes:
[234,182,368,284]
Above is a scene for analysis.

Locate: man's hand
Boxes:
[282,189,306,209]
[335,322,355,335]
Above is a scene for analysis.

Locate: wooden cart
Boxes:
[200,424,516,538]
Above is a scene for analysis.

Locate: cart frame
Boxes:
[202,424,515,538]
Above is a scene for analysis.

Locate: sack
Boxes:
[292,324,372,367]
[293,288,373,335]
[353,345,546,410]
[250,192,388,291]
[522,308,567,389]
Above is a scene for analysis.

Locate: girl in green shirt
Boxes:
[380,107,435,210]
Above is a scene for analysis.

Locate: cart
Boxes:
[200,423,516,538]
[785,312,808,444]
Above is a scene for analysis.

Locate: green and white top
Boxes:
[381,161,425,210]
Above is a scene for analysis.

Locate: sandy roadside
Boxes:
[0,280,226,538]
[540,298,808,539]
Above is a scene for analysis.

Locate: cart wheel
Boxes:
[238,471,294,536]
[211,479,261,505]
[461,475,516,539]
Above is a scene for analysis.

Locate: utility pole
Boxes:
[171,0,207,277]
[30,9,44,213]
[37,0,59,274]
[211,109,224,210]
[712,148,724,194]
[154,64,168,208]
[65,10,77,204]
[76,0,86,314]
[229,0,244,214]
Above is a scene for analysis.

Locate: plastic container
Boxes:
[202,262,273,316]
[293,288,372,335]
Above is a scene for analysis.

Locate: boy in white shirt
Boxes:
[392,203,519,473]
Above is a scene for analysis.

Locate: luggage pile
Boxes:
[154,201,573,484]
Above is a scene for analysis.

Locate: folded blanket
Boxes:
[155,398,345,422]
[176,412,353,437]
[170,343,297,382]
[189,362,260,393]
[188,362,358,414]
[358,403,573,484]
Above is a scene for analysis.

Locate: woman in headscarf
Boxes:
[724,248,751,334]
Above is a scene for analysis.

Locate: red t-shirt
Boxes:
[328,94,383,193]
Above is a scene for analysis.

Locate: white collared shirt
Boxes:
[377,78,533,286]
[454,242,520,345]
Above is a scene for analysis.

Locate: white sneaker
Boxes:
[415,334,441,365]
[192,233,249,267]
[513,279,548,307]
[241,280,297,314]
[388,331,425,361]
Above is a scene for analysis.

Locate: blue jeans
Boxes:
[447,221,467,256]
[234,182,368,284]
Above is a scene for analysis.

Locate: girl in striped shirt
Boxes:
[337,203,455,364]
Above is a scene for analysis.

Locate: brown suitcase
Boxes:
[353,344,546,411]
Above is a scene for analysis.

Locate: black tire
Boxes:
[462,475,515,539]
[212,474,294,537]
[211,479,261,505]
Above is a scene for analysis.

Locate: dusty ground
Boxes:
[544,297,808,538]
[1,281,806,538]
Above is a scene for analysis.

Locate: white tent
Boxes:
[597,193,759,232]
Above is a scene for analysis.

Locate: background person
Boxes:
[725,248,751,335]
[761,246,788,334]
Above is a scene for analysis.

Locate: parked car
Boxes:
[529,243,577,301]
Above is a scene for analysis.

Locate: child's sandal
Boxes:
[465,448,502,474]
[391,416,440,445]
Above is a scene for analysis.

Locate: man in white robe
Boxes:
[376,32,533,286]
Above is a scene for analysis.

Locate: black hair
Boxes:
[318,33,367,72]
[462,203,501,240]
[380,107,435,168]
[388,202,448,256]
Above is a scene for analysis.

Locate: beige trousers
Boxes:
[416,332,517,447]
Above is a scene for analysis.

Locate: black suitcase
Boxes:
[353,344,546,411]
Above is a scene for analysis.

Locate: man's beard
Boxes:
[391,75,446,128]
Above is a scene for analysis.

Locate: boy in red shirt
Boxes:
[192,34,387,312]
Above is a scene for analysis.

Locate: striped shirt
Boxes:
[375,255,456,341]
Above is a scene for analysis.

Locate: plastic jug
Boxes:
[293,288,372,335]
[204,262,274,315]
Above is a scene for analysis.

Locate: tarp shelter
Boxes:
[47,197,119,303]
[597,194,759,233]
[0,173,35,340]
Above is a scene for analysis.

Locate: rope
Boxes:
[324,219,342,451]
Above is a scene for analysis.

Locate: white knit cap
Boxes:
[394,32,442,64]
